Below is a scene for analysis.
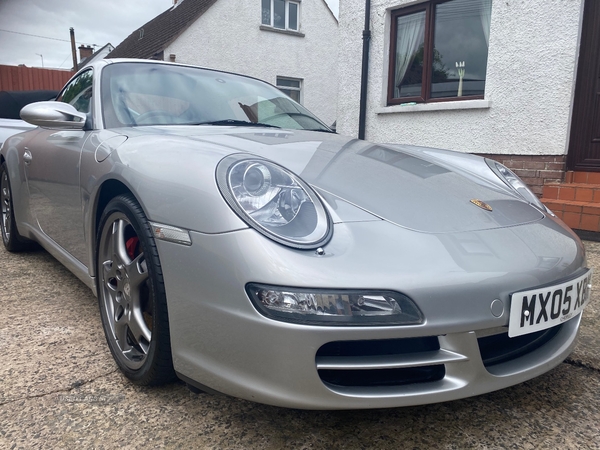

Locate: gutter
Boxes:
[358,0,371,140]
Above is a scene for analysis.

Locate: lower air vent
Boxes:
[478,325,561,368]
[319,366,445,387]
[316,337,450,388]
[317,336,440,357]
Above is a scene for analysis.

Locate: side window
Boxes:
[276,76,302,103]
[262,0,300,31]
[388,0,492,105]
[57,70,93,114]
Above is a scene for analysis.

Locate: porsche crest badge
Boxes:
[470,199,493,211]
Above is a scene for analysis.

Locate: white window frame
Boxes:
[276,76,302,103]
[262,0,300,31]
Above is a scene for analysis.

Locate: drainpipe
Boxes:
[358,0,371,140]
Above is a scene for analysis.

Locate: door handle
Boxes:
[23,150,32,165]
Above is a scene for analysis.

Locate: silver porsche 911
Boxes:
[0,59,592,409]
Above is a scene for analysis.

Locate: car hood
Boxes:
[123,126,544,233]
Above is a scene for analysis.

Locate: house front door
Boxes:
[567,0,600,171]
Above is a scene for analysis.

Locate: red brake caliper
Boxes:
[126,237,139,260]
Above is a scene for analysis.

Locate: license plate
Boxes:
[508,270,593,337]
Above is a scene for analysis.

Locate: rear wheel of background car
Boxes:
[96,194,176,385]
[1,162,33,252]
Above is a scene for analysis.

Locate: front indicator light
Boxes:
[246,284,424,326]
[149,222,192,246]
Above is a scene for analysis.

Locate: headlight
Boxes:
[486,159,547,211]
[246,284,424,326]
[216,154,332,249]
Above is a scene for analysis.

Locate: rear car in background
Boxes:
[0,90,58,146]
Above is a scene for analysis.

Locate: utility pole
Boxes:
[70,27,78,71]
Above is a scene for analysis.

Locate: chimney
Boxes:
[78,45,94,61]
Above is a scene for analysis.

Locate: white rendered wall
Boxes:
[337,0,583,155]
[165,0,338,127]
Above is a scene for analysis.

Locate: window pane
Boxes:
[288,3,298,30]
[277,78,300,88]
[280,88,301,103]
[392,11,426,99]
[430,0,491,98]
[262,0,271,25]
[274,0,285,29]
[60,70,93,113]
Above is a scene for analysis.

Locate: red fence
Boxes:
[0,65,73,91]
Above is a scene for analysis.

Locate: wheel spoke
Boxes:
[126,253,148,290]
[102,261,118,286]
[114,314,129,349]
[122,347,143,361]
[111,219,129,264]
[128,308,152,349]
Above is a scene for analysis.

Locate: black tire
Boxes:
[1,162,33,252]
[96,194,175,385]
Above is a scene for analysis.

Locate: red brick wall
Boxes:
[476,154,567,197]
[0,65,73,91]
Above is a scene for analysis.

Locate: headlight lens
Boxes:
[246,284,424,326]
[216,154,332,249]
[486,160,547,211]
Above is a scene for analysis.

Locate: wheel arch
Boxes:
[89,178,137,279]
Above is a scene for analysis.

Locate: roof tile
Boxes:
[107,0,218,59]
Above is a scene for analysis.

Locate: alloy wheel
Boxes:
[98,212,153,370]
[1,169,11,241]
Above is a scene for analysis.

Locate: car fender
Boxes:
[80,134,250,275]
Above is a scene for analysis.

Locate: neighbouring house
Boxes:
[337,0,600,232]
[107,0,338,127]
[77,43,114,70]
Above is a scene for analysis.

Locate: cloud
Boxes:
[0,0,340,70]
[0,0,170,68]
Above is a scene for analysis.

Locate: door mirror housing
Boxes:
[20,101,87,130]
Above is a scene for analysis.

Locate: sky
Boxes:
[0,0,340,69]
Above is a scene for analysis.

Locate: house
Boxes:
[337,0,600,232]
[107,0,338,127]
[77,43,115,70]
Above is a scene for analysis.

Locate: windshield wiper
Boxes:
[304,128,336,133]
[195,119,280,128]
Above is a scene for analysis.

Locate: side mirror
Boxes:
[20,101,87,130]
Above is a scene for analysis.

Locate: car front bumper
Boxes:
[156,217,587,409]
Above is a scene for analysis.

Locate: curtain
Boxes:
[394,12,426,98]
[480,0,492,46]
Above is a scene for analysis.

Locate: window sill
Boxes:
[376,99,491,114]
[259,25,305,37]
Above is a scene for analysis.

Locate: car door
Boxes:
[24,69,94,263]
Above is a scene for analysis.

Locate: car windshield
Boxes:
[101,62,331,132]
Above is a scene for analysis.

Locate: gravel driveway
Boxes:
[1,241,599,449]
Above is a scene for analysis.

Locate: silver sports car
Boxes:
[0,59,592,409]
